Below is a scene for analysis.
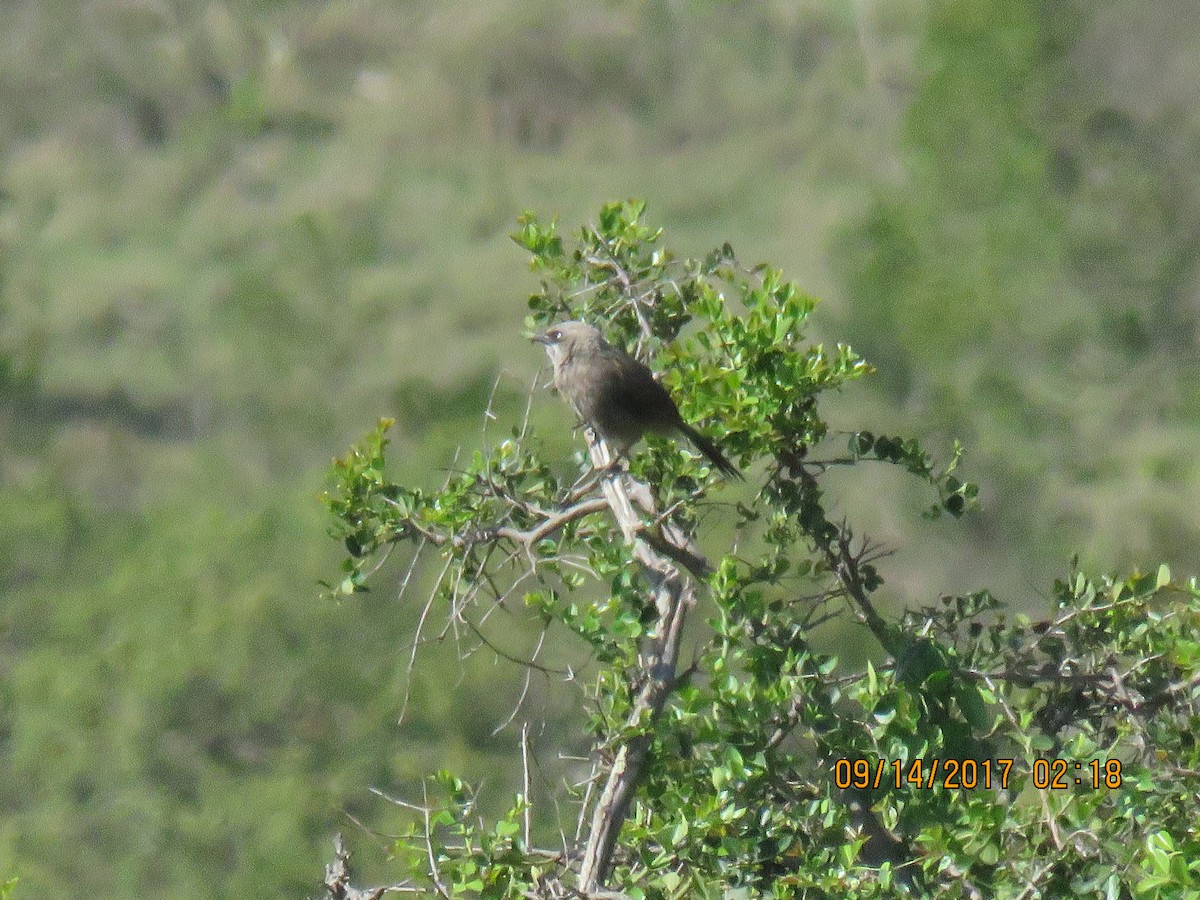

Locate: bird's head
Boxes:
[530,320,606,366]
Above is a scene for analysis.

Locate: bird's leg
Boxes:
[591,434,632,481]
[599,458,628,479]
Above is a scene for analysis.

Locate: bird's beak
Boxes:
[529,332,552,345]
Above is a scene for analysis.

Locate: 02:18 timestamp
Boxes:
[1031,758,1123,790]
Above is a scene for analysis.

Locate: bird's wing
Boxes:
[609,352,681,427]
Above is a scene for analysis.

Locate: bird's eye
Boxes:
[548,329,562,342]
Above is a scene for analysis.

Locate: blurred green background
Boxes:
[1,0,1198,895]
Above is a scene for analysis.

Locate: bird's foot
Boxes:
[597,460,629,480]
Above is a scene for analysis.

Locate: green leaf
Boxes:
[955,682,989,730]
[1156,563,1171,588]
[671,815,689,844]
[494,819,520,838]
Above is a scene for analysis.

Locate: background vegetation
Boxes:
[0,0,1197,896]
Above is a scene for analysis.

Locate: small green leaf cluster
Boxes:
[515,200,687,348]
[321,417,405,595]
[848,432,976,519]
[323,419,569,594]
[389,772,541,900]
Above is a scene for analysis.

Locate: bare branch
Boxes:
[576,434,704,892]
[490,497,611,549]
[521,722,533,847]
[422,784,450,900]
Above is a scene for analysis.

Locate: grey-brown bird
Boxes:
[532,320,742,479]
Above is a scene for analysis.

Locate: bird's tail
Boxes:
[679,423,743,480]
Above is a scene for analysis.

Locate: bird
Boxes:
[532,320,742,479]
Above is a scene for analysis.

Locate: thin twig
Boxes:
[521,722,533,847]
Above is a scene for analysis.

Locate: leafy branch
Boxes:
[321,202,1200,899]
